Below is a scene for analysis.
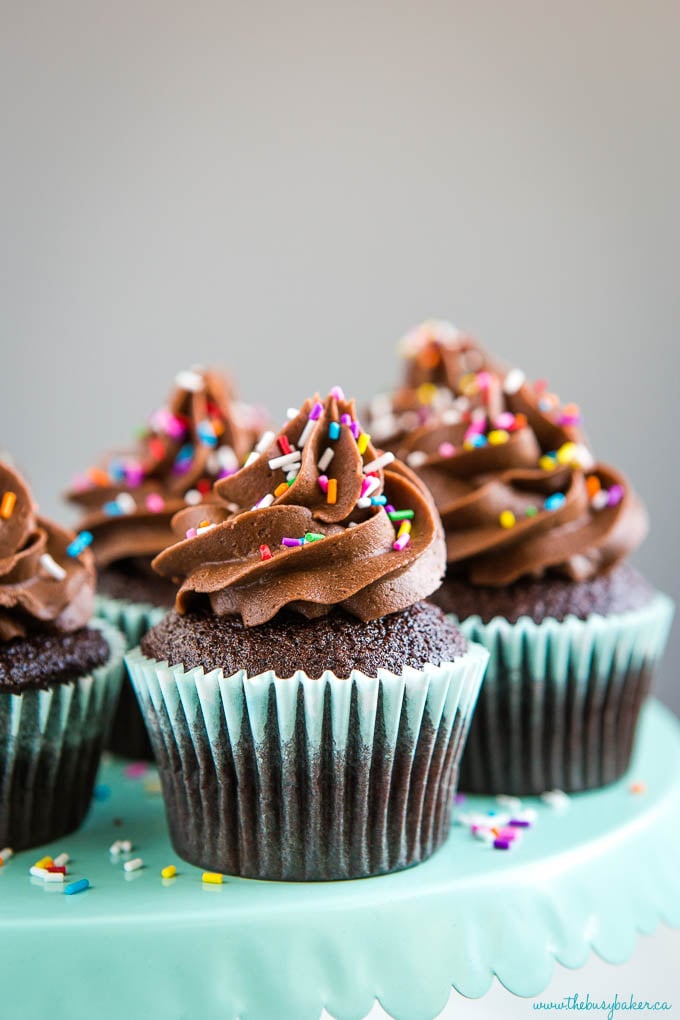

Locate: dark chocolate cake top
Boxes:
[141,602,467,679]
[66,367,267,570]
[152,388,446,626]
[367,322,648,587]
[0,458,95,641]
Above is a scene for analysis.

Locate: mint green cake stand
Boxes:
[1,699,678,1020]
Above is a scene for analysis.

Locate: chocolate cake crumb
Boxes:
[141,601,467,678]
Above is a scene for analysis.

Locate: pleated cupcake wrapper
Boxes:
[95,594,168,759]
[0,619,126,850]
[126,642,488,881]
[454,593,674,796]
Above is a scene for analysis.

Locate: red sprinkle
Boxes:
[278,435,292,455]
[149,437,166,461]
[46,866,67,875]
[197,479,211,494]
[260,544,272,561]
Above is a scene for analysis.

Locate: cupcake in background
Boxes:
[126,387,488,881]
[367,321,673,795]
[0,457,124,851]
[66,366,267,757]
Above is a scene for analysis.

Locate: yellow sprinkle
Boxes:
[557,442,577,465]
[202,872,223,885]
[34,856,53,869]
[487,430,509,446]
[539,455,557,472]
[327,478,337,505]
[357,432,371,455]
[459,372,478,396]
[416,382,438,405]
[397,521,412,538]
[0,491,16,519]
[161,865,177,879]
[499,510,516,529]
[198,519,211,529]
[274,482,288,498]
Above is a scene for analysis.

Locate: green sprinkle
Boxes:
[304,532,325,542]
[525,506,538,517]
[387,510,415,521]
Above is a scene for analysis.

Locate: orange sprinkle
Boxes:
[417,343,440,370]
[198,520,211,529]
[562,402,580,418]
[274,482,288,498]
[513,413,528,430]
[211,418,224,437]
[586,475,601,498]
[630,781,646,795]
[0,491,16,519]
[327,479,337,505]
[88,467,110,487]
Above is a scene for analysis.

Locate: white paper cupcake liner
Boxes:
[453,593,674,795]
[126,642,488,881]
[0,619,126,850]
[95,594,168,758]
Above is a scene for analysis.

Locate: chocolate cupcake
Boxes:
[367,322,673,795]
[126,388,488,881]
[67,367,267,757]
[0,459,124,851]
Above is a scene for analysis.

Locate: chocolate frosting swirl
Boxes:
[67,368,267,569]
[0,460,95,641]
[152,391,446,626]
[368,322,648,586]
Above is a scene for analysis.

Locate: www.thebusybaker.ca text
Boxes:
[533,993,672,1020]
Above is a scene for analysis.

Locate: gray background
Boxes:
[0,0,677,714]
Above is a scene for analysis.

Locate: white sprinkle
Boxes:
[215,446,238,471]
[255,430,276,454]
[503,368,526,395]
[40,554,66,581]
[184,489,202,506]
[516,807,537,824]
[407,451,428,468]
[496,795,522,812]
[348,521,358,528]
[285,470,298,483]
[268,451,301,471]
[362,475,381,499]
[53,853,69,867]
[115,492,136,514]
[356,498,371,509]
[297,418,316,449]
[591,490,609,511]
[362,451,395,474]
[573,444,595,471]
[317,447,335,472]
[44,871,65,883]
[124,857,144,873]
[244,451,260,468]
[175,369,204,393]
[252,493,275,510]
[196,523,216,535]
[441,409,462,426]
[119,840,133,854]
[30,866,51,879]
[541,789,570,811]
[471,406,487,423]
[0,847,14,862]
[286,407,299,419]
[109,841,122,855]
[472,827,494,844]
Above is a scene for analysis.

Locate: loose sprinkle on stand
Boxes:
[123,858,144,873]
[202,872,223,885]
[161,865,177,879]
[630,781,646,795]
[54,853,70,868]
[0,491,17,519]
[65,879,90,896]
[0,847,14,863]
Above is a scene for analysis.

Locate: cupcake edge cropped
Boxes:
[125,640,488,881]
[453,593,674,795]
[0,618,126,851]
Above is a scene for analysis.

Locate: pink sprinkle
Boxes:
[185,527,197,539]
[282,537,303,548]
[309,401,324,421]
[476,371,492,390]
[495,412,515,431]
[534,378,549,394]
[70,474,91,493]
[125,464,144,487]
[438,442,456,458]
[497,827,520,841]
[466,417,486,435]
[318,475,329,494]
[556,413,582,426]
[607,484,625,507]
[360,477,371,497]
[393,533,411,552]
[145,493,165,513]
[330,386,345,400]
[340,413,352,426]
[124,762,148,779]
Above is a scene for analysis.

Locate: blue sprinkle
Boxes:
[66,531,93,557]
[197,421,218,448]
[174,443,193,464]
[370,496,387,505]
[93,784,111,801]
[544,493,566,512]
[65,878,90,896]
[108,460,127,482]
[328,421,341,441]
[469,434,487,448]
[103,501,123,516]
